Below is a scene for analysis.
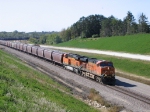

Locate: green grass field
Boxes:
[56,33,150,55]
[0,50,99,112]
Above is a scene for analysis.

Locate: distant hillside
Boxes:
[0,31,58,40]
[56,33,150,55]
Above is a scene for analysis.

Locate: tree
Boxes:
[124,11,135,34]
[29,37,38,44]
[131,22,138,33]
[138,13,150,33]
[111,18,125,36]
[100,18,112,37]
[60,28,71,42]
[69,15,105,38]
[39,35,47,44]
[46,34,58,45]
[54,36,62,44]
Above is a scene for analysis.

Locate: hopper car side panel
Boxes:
[9,42,12,48]
[27,45,32,54]
[32,46,39,55]
[7,41,10,47]
[17,43,20,50]
[19,44,24,51]
[13,43,17,49]
[23,44,28,52]
[43,49,53,60]
[52,51,64,64]
[37,48,45,57]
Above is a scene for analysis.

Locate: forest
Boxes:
[0,11,150,45]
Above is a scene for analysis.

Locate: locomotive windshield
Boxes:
[100,62,113,67]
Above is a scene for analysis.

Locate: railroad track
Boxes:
[3,46,150,106]
[107,85,150,105]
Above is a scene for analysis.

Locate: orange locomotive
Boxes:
[63,53,115,85]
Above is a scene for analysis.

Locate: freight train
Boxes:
[0,40,116,85]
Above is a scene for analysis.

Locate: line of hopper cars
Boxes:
[0,40,116,85]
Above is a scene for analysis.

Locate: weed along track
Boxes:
[1,45,150,112]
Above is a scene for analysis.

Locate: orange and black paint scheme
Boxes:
[63,53,115,85]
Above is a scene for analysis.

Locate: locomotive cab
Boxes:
[97,61,116,85]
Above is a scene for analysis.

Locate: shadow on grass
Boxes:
[115,79,136,87]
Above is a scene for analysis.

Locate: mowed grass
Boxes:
[0,50,99,112]
[56,33,150,55]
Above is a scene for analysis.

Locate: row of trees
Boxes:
[29,33,62,45]
[0,30,55,40]
[0,30,28,39]
[60,11,150,41]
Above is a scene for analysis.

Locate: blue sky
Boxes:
[0,0,149,32]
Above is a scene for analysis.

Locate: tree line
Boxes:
[0,30,56,40]
[37,11,150,45]
[60,11,150,41]
[0,11,150,45]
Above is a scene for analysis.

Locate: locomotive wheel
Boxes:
[100,77,104,84]
[95,76,101,83]
[83,73,86,77]
[73,68,79,74]
[82,71,86,77]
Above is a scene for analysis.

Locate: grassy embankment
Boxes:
[55,33,150,84]
[0,49,99,112]
[57,33,150,55]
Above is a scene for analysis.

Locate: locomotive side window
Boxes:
[100,62,113,67]
[108,62,113,67]
[100,63,106,67]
